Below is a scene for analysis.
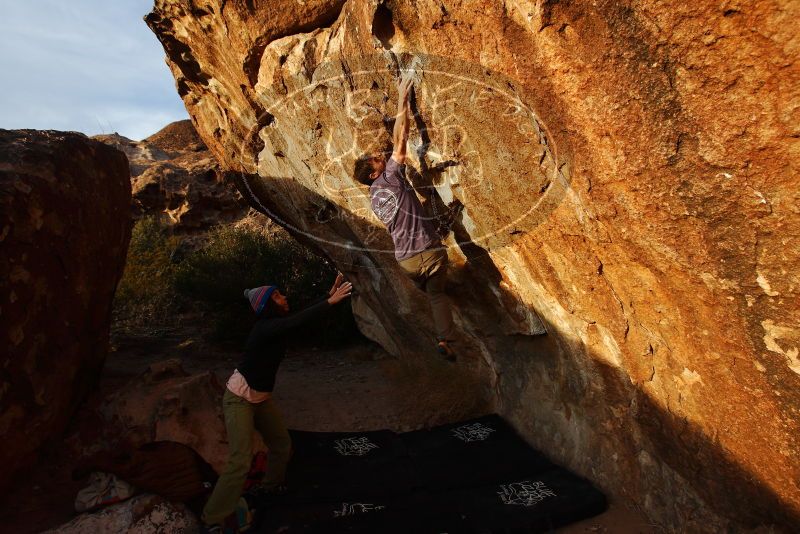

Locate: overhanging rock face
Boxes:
[147,0,799,529]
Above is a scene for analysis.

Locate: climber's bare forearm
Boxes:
[392,102,409,163]
[391,77,412,164]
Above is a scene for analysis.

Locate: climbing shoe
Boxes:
[243,484,288,531]
[437,340,457,362]
[218,496,253,533]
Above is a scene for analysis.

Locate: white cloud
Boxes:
[0,0,188,140]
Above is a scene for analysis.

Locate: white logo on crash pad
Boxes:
[372,188,399,224]
[333,502,386,517]
[452,422,495,442]
[497,480,556,507]
[334,436,379,456]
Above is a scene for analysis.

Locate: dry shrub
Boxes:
[113,217,358,347]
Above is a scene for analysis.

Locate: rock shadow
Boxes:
[497,315,800,531]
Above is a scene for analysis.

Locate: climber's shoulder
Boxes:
[389,152,406,166]
[384,155,406,185]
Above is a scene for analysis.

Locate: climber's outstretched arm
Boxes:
[391,76,413,165]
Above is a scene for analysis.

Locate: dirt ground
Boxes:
[0,323,653,533]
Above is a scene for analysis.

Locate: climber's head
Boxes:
[354,151,387,185]
[268,289,290,316]
[244,285,289,317]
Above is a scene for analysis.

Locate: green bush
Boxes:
[174,226,357,346]
[113,218,358,348]
[114,216,180,323]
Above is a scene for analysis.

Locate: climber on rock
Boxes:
[201,274,352,532]
[354,75,457,359]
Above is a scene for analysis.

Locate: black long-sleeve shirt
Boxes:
[237,297,331,392]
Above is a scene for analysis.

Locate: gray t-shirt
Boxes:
[370,157,439,261]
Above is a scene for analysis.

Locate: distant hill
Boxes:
[143,119,206,154]
[94,120,249,232]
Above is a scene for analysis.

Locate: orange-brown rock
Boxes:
[93,359,229,473]
[146,1,800,530]
[0,130,131,491]
[95,120,249,231]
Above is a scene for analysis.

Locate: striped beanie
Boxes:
[243,285,277,316]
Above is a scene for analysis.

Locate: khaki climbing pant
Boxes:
[399,246,456,342]
[202,389,292,526]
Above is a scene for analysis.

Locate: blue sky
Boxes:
[0,1,188,140]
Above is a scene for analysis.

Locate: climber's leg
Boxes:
[398,250,423,283]
[423,248,456,343]
[399,247,456,346]
[202,390,254,526]
[253,397,292,490]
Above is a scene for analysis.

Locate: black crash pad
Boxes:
[401,414,557,491]
[254,415,607,533]
[284,429,415,502]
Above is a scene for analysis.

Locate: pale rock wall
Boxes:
[146,0,800,530]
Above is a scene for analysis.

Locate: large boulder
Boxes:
[76,359,230,473]
[95,120,250,232]
[0,130,131,490]
[146,1,800,530]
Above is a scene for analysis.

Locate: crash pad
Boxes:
[254,415,607,533]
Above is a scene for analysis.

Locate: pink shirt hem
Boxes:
[226,369,271,403]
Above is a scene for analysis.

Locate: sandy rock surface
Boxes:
[146,0,800,530]
[84,359,230,473]
[0,129,131,491]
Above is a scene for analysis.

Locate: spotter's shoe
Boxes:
[218,497,252,533]
[437,341,457,362]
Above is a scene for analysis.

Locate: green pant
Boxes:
[202,389,292,526]
[399,247,455,341]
